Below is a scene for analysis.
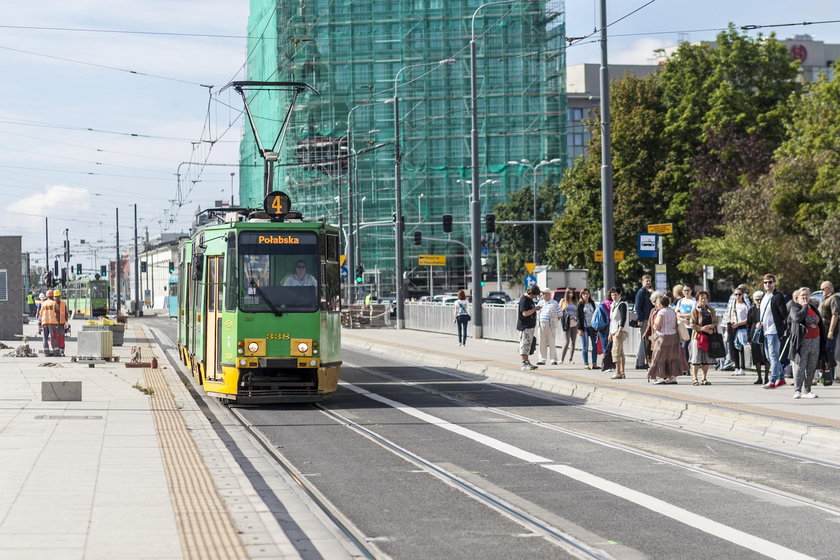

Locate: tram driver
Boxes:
[283,259,317,287]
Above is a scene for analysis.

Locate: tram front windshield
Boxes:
[91,282,108,299]
[239,231,319,313]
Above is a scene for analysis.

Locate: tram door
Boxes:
[204,256,224,382]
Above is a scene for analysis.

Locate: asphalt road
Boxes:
[151,318,840,559]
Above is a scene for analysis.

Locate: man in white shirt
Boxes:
[536,290,561,365]
[283,260,318,287]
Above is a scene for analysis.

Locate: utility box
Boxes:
[534,267,589,291]
[78,329,113,358]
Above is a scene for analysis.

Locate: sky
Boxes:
[1,1,839,272]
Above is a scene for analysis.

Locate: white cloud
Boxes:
[610,38,673,65]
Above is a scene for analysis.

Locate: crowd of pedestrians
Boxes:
[508,273,840,400]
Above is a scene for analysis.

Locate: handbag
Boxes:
[707,332,726,359]
[751,328,764,345]
[676,320,690,342]
[529,335,537,355]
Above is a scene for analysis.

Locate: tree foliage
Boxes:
[548,27,803,293]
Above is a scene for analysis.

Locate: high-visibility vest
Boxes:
[55,300,68,324]
[27,293,34,305]
[40,300,58,325]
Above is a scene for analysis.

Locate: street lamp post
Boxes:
[507,158,561,263]
[393,57,455,329]
[470,0,523,339]
[345,100,388,303]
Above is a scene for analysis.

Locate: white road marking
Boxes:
[341,381,552,464]
[543,464,817,560]
[341,380,820,560]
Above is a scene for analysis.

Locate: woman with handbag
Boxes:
[748,291,770,385]
[787,287,826,399]
[648,295,688,384]
[559,288,578,364]
[689,290,719,385]
[577,289,598,369]
[453,290,471,346]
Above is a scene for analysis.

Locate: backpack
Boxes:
[591,304,608,330]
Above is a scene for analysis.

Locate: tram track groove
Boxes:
[346,360,840,517]
[313,402,613,560]
[226,406,381,560]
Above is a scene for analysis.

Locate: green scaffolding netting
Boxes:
[240,0,566,295]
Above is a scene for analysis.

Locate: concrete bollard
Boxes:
[42,381,82,401]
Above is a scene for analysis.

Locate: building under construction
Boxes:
[240,0,566,296]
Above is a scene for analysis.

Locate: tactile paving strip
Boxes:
[134,327,249,560]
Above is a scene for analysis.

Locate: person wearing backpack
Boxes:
[592,297,613,373]
[817,281,839,385]
[607,287,629,379]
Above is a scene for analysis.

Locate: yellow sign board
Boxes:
[418,254,446,266]
[340,254,347,267]
[594,251,624,263]
[524,262,537,274]
[647,223,673,234]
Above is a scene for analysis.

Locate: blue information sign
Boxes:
[638,233,658,258]
[340,265,348,280]
[524,274,537,288]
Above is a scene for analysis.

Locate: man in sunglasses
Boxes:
[283,259,318,287]
[756,274,788,388]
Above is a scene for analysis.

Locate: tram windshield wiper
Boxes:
[250,280,284,317]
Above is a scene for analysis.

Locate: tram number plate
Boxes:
[266,333,290,340]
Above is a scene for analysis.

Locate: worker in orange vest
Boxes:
[53,289,68,356]
[39,290,58,357]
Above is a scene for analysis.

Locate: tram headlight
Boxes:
[297,341,309,354]
[247,342,259,353]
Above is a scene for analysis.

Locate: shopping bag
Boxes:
[708,332,726,359]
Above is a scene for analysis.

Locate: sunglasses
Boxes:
[734,293,743,296]
[763,280,774,284]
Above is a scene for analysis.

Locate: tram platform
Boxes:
[343,327,840,461]
[0,319,355,560]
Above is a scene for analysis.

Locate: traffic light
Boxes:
[414,231,422,245]
[355,265,364,284]
[442,214,453,233]
[76,263,82,275]
[100,265,107,277]
[140,261,147,273]
[168,261,175,273]
[485,214,496,233]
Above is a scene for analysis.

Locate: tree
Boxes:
[770,61,840,279]
[656,26,798,278]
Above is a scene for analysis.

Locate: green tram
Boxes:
[65,276,109,318]
[177,192,342,403]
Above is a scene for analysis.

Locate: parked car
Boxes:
[481,297,506,305]
[486,290,511,303]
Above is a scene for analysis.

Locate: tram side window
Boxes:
[225,234,237,311]
[324,233,340,312]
